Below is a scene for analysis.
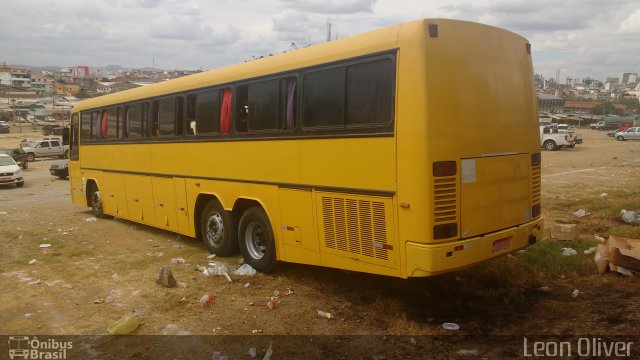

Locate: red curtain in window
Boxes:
[220,89,232,134]
[101,111,107,138]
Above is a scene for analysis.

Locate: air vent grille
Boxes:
[433,177,457,224]
[321,196,388,260]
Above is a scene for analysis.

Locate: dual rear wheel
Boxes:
[200,201,276,273]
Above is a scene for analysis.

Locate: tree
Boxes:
[76,86,88,99]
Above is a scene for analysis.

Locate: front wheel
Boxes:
[617,136,625,141]
[543,140,557,151]
[16,181,24,188]
[90,185,107,218]
[26,153,35,162]
[238,207,276,273]
[200,200,237,256]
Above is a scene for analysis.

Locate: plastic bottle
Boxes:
[317,310,333,319]
[107,315,140,335]
[265,298,279,310]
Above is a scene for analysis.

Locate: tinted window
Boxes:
[248,79,279,131]
[105,107,121,139]
[153,97,183,137]
[70,113,79,159]
[187,91,219,135]
[80,112,91,142]
[303,59,394,129]
[127,103,147,138]
[91,112,99,140]
[346,60,393,126]
[303,68,344,128]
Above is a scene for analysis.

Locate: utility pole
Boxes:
[326,19,332,42]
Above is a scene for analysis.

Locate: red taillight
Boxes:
[564,134,568,140]
[434,223,457,239]
[433,161,457,177]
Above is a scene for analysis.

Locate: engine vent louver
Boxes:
[321,196,388,260]
[433,177,457,224]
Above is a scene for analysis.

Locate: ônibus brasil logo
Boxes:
[8,336,72,360]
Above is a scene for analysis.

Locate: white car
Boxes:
[0,154,24,187]
[615,127,640,141]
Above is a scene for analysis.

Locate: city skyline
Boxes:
[1,0,639,81]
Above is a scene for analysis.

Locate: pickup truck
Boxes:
[540,125,576,150]
[21,139,69,161]
[556,124,583,144]
[590,121,619,130]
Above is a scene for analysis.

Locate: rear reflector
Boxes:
[433,161,457,177]
[434,223,457,239]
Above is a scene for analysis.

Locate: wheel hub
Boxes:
[206,213,224,246]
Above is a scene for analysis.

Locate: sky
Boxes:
[1,0,639,82]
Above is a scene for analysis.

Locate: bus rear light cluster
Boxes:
[433,161,457,177]
[434,223,457,240]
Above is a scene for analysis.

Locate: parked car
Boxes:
[50,159,69,179]
[540,125,576,150]
[0,148,29,169]
[615,127,640,141]
[21,139,69,161]
[0,154,24,187]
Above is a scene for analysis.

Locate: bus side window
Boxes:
[236,86,248,132]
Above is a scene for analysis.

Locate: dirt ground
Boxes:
[1,127,639,358]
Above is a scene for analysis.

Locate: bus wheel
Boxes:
[238,207,276,273]
[90,185,106,218]
[201,200,237,256]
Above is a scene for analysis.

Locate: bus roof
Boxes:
[73,21,404,112]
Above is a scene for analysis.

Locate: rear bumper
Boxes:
[405,217,543,277]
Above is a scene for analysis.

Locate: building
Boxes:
[0,65,31,88]
[537,93,565,113]
[564,101,600,112]
[619,72,638,85]
[55,83,80,96]
[74,66,90,77]
[31,74,54,95]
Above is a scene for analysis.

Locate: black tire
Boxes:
[617,136,625,141]
[543,140,557,151]
[200,200,237,256]
[21,161,28,169]
[16,181,24,188]
[26,153,35,162]
[90,184,107,218]
[58,175,68,179]
[238,207,276,273]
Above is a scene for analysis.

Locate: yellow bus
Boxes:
[68,19,542,278]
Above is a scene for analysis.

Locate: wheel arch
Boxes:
[84,178,99,207]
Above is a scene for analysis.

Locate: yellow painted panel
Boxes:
[460,154,531,238]
[278,189,320,265]
[124,175,155,224]
[101,172,128,218]
[301,138,395,191]
[152,177,177,231]
[174,178,191,235]
[69,162,84,206]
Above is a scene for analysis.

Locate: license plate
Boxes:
[492,237,511,253]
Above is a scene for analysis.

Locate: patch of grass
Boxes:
[519,240,598,277]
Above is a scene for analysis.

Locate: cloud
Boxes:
[278,0,376,14]
[618,8,640,34]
